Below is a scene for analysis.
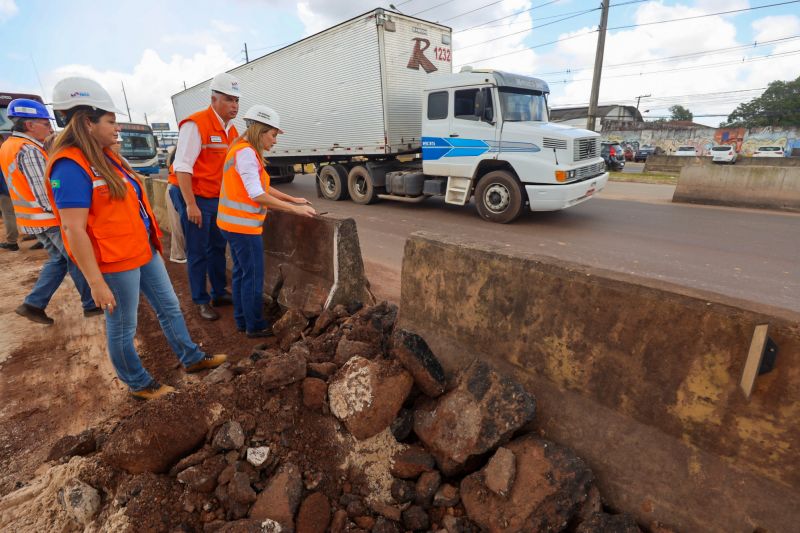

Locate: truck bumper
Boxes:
[525,172,608,211]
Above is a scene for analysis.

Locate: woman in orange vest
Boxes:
[45,77,227,400]
[218,104,315,337]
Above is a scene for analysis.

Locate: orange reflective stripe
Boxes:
[0,136,58,229]
[217,141,269,235]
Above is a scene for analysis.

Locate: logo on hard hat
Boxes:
[257,112,271,120]
[70,91,90,98]
[231,82,239,89]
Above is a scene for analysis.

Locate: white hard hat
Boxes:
[210,72,241,97]
[244,105,284,133]
[51,77,124,114]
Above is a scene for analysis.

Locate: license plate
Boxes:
[586,187,596,197]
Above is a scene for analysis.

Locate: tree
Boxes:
[669,105,693,121]
[722,75,800,128]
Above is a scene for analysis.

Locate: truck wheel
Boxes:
[318,164,348,201]
[348,165,378,204]
[474,170,525,224]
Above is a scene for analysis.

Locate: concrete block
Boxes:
[674,165,800,211]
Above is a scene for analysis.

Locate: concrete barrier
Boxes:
[644,154,800,173]
[673,164,800,211]
[144,178,373,315]
[399,232,800,533]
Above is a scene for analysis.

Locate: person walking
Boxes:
[218,105,315,337]
[171,72,240,321]
[164,147,186,263]
[45,77,226,400]
[0,98,101,324]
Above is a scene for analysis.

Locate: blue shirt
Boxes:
[51,158,150,233]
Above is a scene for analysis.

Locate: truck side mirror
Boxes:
[483,107,494,123]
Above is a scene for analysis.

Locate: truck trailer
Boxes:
[171,8,607,223]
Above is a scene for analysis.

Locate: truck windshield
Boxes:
[0,107,12,132]
[499,88,548,122]
[119,130,157,158]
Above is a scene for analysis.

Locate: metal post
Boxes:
[586,0,610,132]
[636,94,651,111]
[144,112,148,125]
[244,43,249,63]
[121,81,132,122]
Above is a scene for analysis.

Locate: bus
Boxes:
[1,92,45,145]
[118,122,160,175]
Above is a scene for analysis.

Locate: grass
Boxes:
[609,171,678,185]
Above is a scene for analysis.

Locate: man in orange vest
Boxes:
[170,73,240,321]
[0,99,99,324]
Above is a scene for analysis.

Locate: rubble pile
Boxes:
[12,302,655,532]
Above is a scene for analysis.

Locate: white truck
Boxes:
[171,8,607,223]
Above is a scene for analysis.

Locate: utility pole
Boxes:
[120,81,132,122]
[244,43,249,63]
[144,112,148,126]
[586,0,610,132]
[636,94,651,112]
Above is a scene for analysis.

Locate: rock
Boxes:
[296,492,331,533]
[170,445,216,476]
[330,509,348,533]
[352,301,398,335]
[433,483,460,507]
[306,330,342,363]
[58,478,100,525]
[415,470,442,505]
[334,339,380,365]
[484,447,516,497]
[576,512,642,533]
[576,484,602,525]
[389,329,446,398]
[328,356,413,440]
[441,515,476,533]
[273,309,309,350]
[205,363,235,384]
[391,478,416,504]
[229,472,257,505]
[354,516,376,529]
[402,505,430,531]
[308,362,338,378]
[213,421,245,451]
[332,304,349,318]
[303,470,324,490]
[461,436,593,533]
[254,351,307,390]
[346,498,367,517]
[216,519,281,533]
[47,429,97,462]
[246,446,271,468]
[178,455,227,493]
[302,378,327,410]
[102,394,214,474]
[390,408,414,441]
[249,463,303,529]
[372,517,403,533]
[390,445,436,479]
[312,309,336,335]
[369,501,403,522]
[413,359,536,474]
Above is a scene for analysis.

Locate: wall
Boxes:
[399,232,800,533]
[603,121,800,157]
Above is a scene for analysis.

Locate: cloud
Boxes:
[211,19,239,33]
[752,15,800,42]
[46,45,238,129]
[0,0,18,22]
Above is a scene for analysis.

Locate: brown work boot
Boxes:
[130,381,176,401]
[198,303,219,321]
[185,354,227,373]
[15,303,54,325]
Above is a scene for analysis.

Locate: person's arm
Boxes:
[59,208,117,312]
[269,187,311,205]
[18,146,52,211]
[253,191,316,217]
[173,122,202,227]
[236,149,315,217]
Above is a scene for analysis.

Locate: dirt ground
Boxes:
[0,230,281,499]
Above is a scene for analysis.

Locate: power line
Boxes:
[411,0,457,17]
[455,30,597,66]
[607,0,800,30]
[455,2,594,33]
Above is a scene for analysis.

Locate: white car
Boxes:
[674,146,697,156]
[711,145,737,164]
[753,146,785,158]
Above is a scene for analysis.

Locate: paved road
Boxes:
[274,175,799,312]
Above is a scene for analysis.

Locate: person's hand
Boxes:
[187,203,202,227]
[293,204,317,217]
[91,280,117,314]
[293,197,311,205]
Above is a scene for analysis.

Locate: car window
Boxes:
[711,146,732,151]
[759,146,780,151]
[678,146,694,151]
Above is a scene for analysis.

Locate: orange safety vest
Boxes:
[46,147,164,273]
[167,163,177,186]
[217,140,270,235]
[0,135,58,229]
[178,106,238,198]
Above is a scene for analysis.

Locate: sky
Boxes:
[1,0,798,128]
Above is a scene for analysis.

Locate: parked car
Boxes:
[634,145,656,162]
[710,145,737,164]
[753,146,785,158]
[601,142,625,171]
[674,146,697,156]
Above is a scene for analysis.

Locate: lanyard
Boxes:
[104,155,150,224]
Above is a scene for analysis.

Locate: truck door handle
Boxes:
[449,134,459,137]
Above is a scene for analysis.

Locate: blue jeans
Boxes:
[24,226,95,311]
[170,188,228,305]
[221,229,267,333]
[102,249,206,391]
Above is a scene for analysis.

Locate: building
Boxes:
[550,105,643,131]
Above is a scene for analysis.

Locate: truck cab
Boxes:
[420,69,607,223]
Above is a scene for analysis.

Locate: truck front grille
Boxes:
[574,161,606,180]
[574,138,599,161]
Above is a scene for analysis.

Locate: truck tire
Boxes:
[348,165,378,204]
[474,170,526,224]
[318,164,348,201]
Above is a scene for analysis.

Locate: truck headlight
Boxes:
[555,170,575,182]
